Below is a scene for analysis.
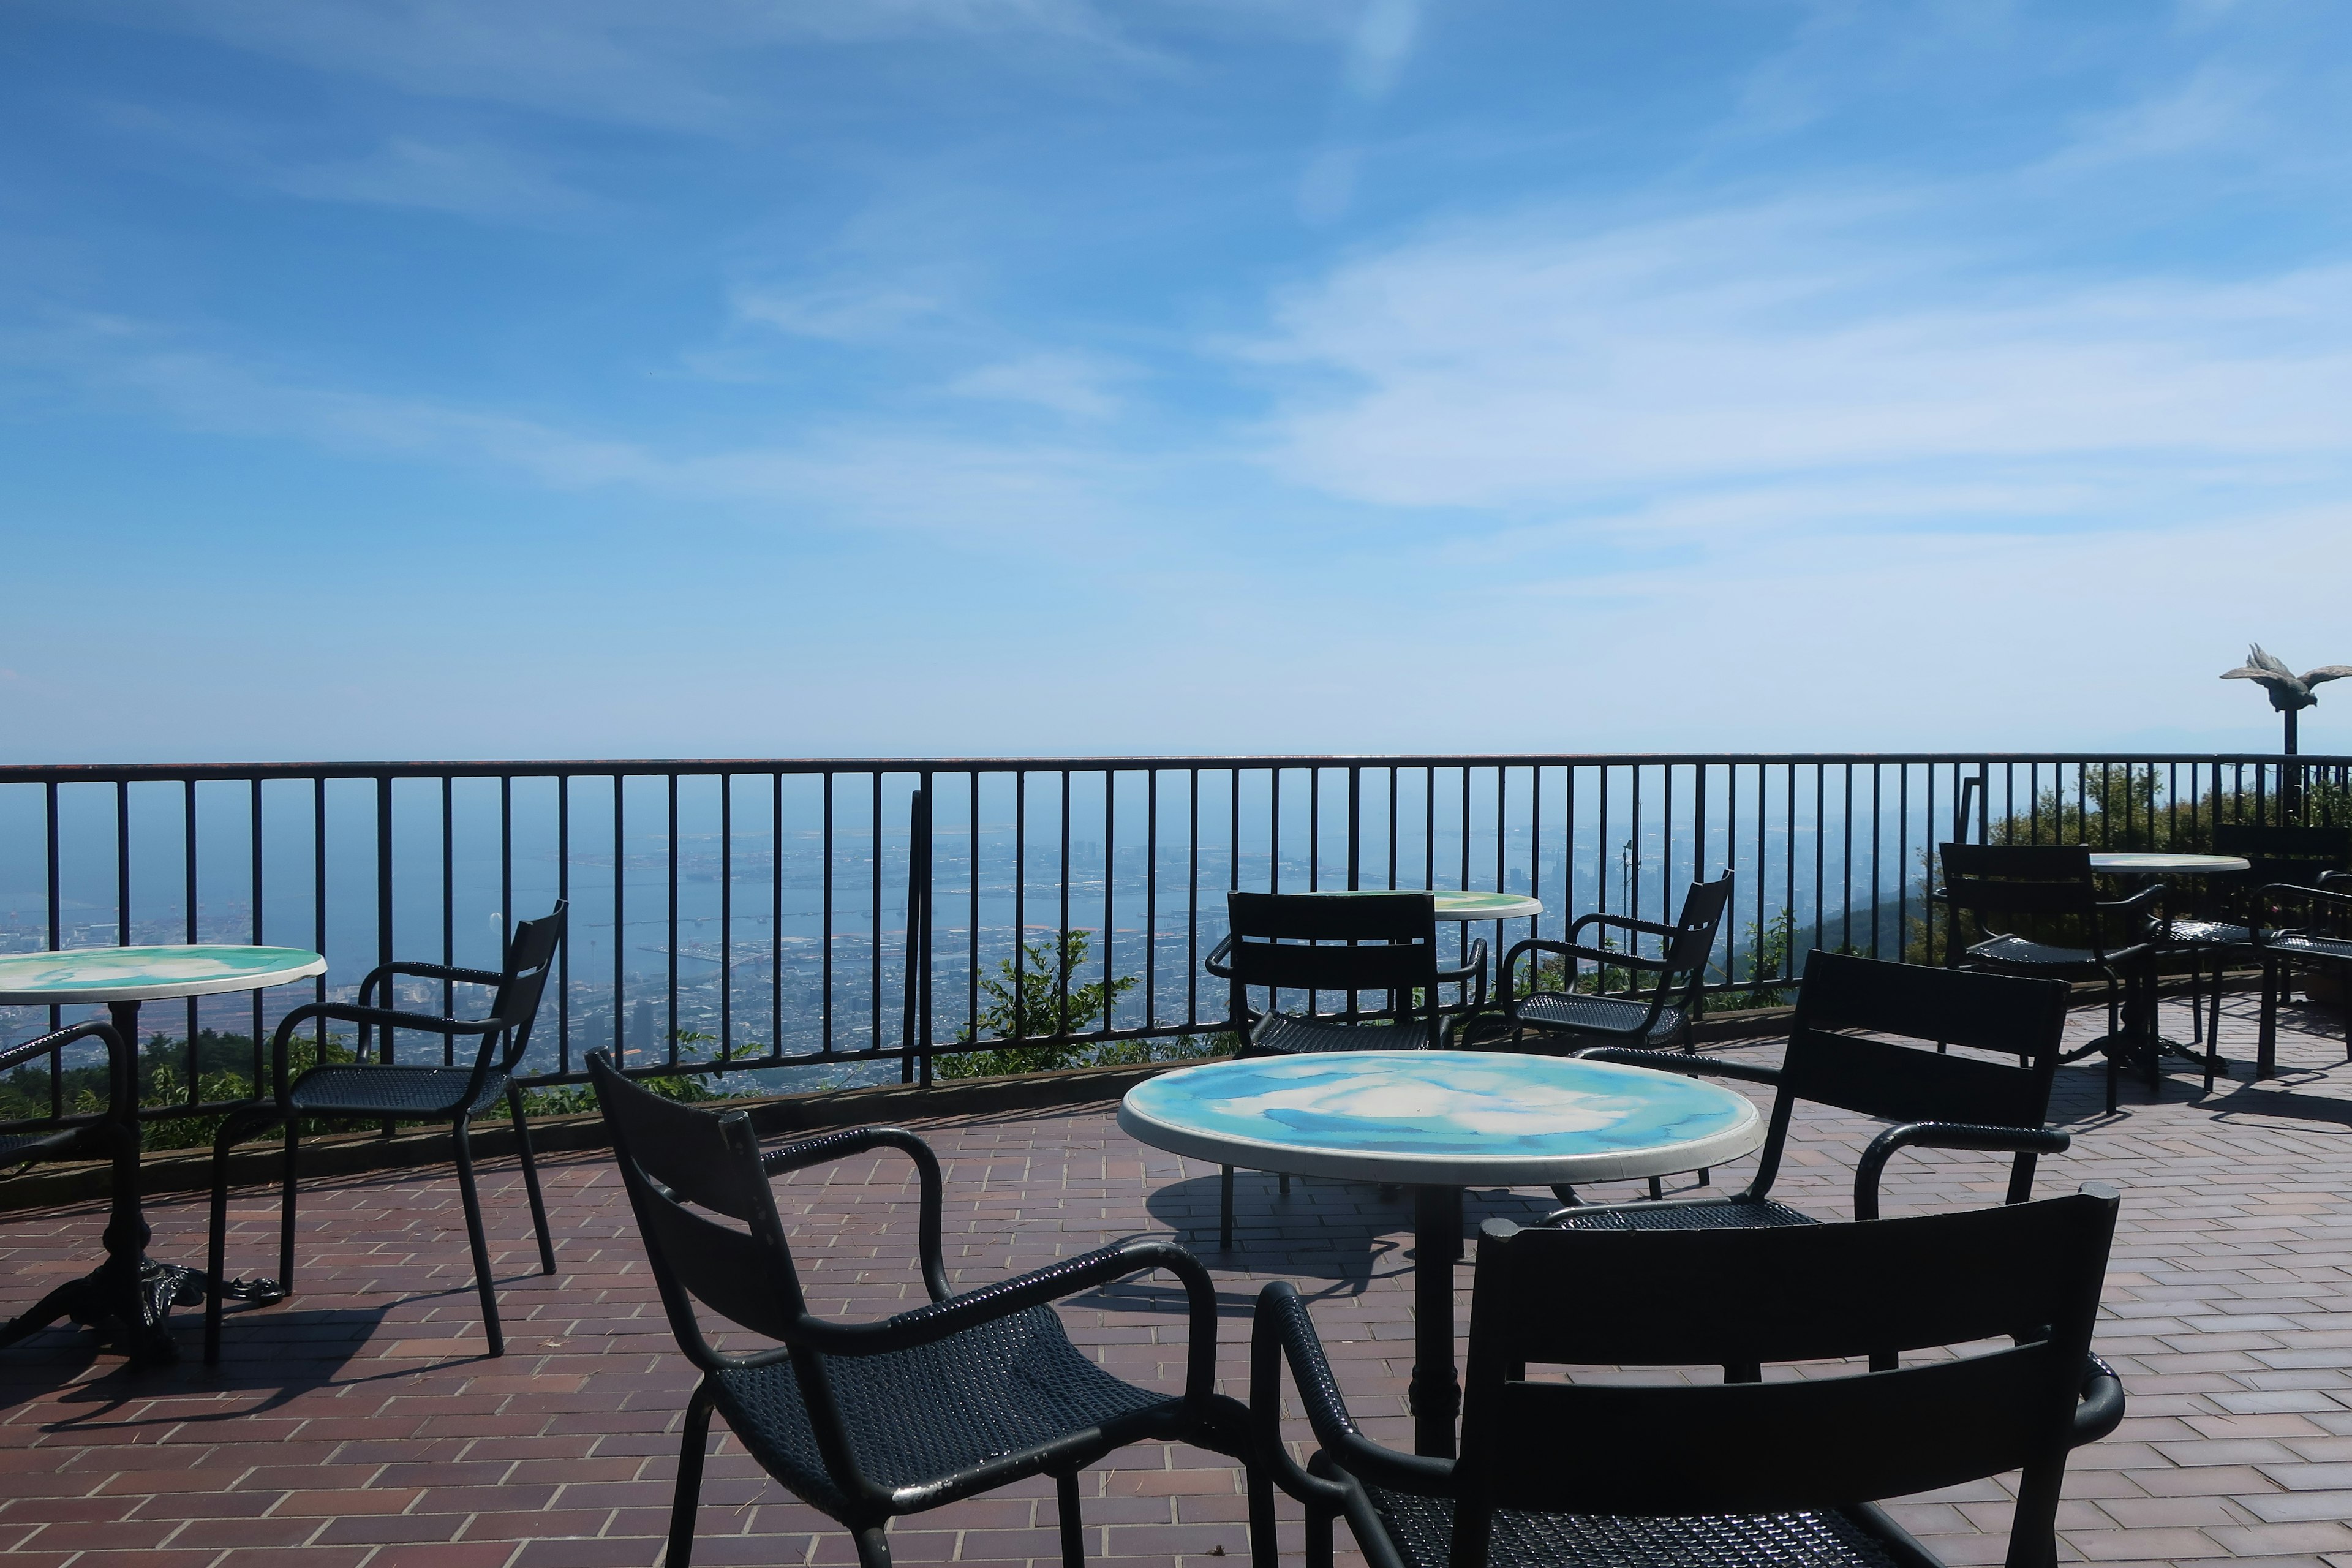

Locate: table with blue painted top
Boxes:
[0,944,326,1362]
[1119,1050,1765,1456]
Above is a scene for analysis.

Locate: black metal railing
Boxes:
[2,752,2346,1127]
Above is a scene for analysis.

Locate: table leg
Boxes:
[0,1000,281,1366]
[1408,1185,1464,1458]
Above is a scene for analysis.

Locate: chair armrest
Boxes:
[804,1240,1225,1412]
[270,1001,503,1102]
[2095,884,2167,916]
[1434,937,1488,1010]
[1501,937,1669,995]
[2075,1354,2127,1447]
[2323,872,2352,891]
[761,1125,949,1302]
[1574,1045,1782,1087]
[1205,935,1235,981]
[1852,1123,2071,1221]
[1568,911,1681,943]
[358,959,505,1007]
[1252,1280,1452,1502]
[0,1021,135,1129]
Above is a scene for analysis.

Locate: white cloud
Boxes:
[945,352,1126,419]
[731,281,954,344]
[1248,195,2352,519]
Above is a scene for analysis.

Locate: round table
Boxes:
[2088,853,2251,875]
[0,944,326,1363]
[1305,888,1543,922]
[1120,1050,1763,1457]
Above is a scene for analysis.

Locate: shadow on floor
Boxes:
[1,1302,395,1425]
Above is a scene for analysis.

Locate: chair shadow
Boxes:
[1,1302,395,1424]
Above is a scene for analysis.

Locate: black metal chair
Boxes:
[1549,951,2070,1240]
[1251,1187,2124,1568]
[0,1021,152,1353]
[1203,892,1484,1247]
[587,1052,1261,1568]
[203,903,566,1363]
[1940,843,2166,1110]
[2255,873,2352,1076]
[2164,825,2352,1054]
[1493,873,1734,1057]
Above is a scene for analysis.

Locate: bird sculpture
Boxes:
[2221,644,2352,753]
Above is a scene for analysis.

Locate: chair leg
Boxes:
[665,1379,716,1568]
[1247,1461,1278,1568]
[1056,1469,1085,1568]
[205,1109,274,1366]
[1647,1175,1664,1200]
[1306,1508,1335,1568]
[853,1525,893,1568]
[507,1084,556,1275]
[451,1115,504,1355]
[2258,961,2280,1079]
[1219,1166,1234,1252]
[278,1119,301,1292]
[1277,1172,1289,1197]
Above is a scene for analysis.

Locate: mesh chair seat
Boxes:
[1254,1012,1434,1056]
[1361,1483,1902,1568]
[1514,992,1686,1045]
[1963,934,2141,973]
[1550,1197,1816,1232]
[711,1303,1173,1515]
[0,1128,72,1163]
[288,1064,511,1119]
[2166,919,2254,949]
[2267,932,2352,965]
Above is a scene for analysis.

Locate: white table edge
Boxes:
[0,949,330,1007]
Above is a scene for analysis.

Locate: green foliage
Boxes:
[521,1028,727,1116]
[942,931,1143,1077]
[1732,909,1800,1009]
[2,1028,361,1153]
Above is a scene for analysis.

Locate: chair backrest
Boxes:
[587,1049,809,1368]
[1780,949,2068,1126]
[1661,873,1735,977]
[1940,843,2098,919]
[1223,892,1440,1029]
[2214,823,2352,889]
[491,902,567,1069]
[1453,1190,2118,1568]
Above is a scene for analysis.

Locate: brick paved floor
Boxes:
[7,988,2352,1568]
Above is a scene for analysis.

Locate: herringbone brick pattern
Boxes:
[6,988,2352,1568]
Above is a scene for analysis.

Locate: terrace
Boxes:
[7,750,2352,1568]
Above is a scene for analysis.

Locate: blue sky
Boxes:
[3,0,2350,761]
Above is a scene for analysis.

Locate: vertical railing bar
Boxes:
[1897,765,1909,969]
[1348,766,1362,893]
[244,780,260,1087]
[720,772,734,1062]
[1387,767,1400,892]
[1055,771,1072,1038]
[771,773,785,1061]
[314,778,328,1059]
[613,773,627,1060]
[869,771,883,1055]
[1783,764,1796,983]
[44,782,61,1104]
[1271,767,1283,895]
[1011,771,1027,1043]
[821,772,835,1054]
[1145,769,1158,1033]
[1102,767,1115,1035]
[1840,763,1853,955]
[377,775,394,1069]
[967,771,981,1047]
[558,775,571,1073]
[1597,765,1611,917]
[442,775,456,1066]
[671,772,684,1066]
[1868,764,1882,959]
[1308,766,1320,893]
[184,780,199,1091]
[1185,769,1200,1031]
[1811,766,1825,970]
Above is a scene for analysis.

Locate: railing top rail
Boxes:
[1,751,2344,783]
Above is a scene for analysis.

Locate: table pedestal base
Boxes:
[1408,1185,1465,1458]
[0,1258,282,1367]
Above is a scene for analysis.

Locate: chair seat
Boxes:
[1963,935,2143,973]
[288,1064,511,1119]
[2165,920,2254,949]
[711,1303,1177,1515]
[1551,1197,1817,1232]
[1253,1012,1433,1055]
[1512,992,1684,1044]
[2267,932,2352,966]
[1361,1482,1903,1568]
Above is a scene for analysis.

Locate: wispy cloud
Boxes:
[946,352,1129,419]
[1248,194,2352,527]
